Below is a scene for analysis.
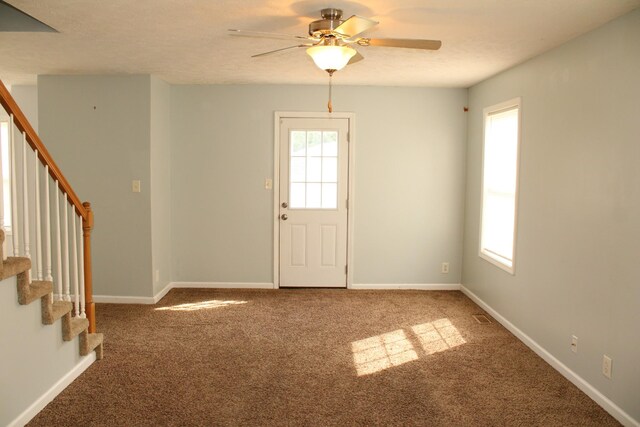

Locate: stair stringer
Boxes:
[1,230,103,359]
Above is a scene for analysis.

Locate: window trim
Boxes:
[0,119,12,235]
[478,97,522,275]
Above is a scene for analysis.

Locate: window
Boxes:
[479,98,521,274]
[289,129,338,209]
[0,120,11,232]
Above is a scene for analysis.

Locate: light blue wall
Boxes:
[10,85,38,131]
[462,9,640,423]
[170,85,468,285]
[0,276,86,426]
[37,81,466,292]
[38,75,154,298]
[150,77,172,295]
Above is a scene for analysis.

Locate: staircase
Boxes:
[0,80,103,362]
[3,229,104,359]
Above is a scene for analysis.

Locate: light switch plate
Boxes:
[132,180,141,193]
[265,178,273,190]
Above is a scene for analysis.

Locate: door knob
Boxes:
[281,202,288,208]
[281,214,288,220]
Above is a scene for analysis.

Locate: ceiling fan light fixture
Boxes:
[306,45,356,73]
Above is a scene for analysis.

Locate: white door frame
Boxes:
[273,111,355,289]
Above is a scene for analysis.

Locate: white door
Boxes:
[279,117,349,287]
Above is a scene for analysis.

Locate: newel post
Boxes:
[82,201,96,333]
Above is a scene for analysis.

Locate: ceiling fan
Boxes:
[229,8,442,75]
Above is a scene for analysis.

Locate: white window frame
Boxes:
[478,97,522,274]
[0,119,11,235]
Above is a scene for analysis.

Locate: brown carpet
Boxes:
[28,289,619,426]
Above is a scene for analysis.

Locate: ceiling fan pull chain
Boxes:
[328,73,333,113]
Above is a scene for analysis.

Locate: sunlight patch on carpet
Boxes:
[412,318,466,355]
[351,329,418,376]
[352,319,466,376]
[155,300,248,312]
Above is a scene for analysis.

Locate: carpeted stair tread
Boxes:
[42,299,73,324]
[80,331,104,359]
[18,279,53,305]
[1,256,31,280]
[62,314,89,341]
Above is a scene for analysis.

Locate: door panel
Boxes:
[279,118,349,287]
[321,225,337,267]
[290,225,307,266]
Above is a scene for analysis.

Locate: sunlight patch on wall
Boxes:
[412,319,466,355]
[351,329,418,376]
[155,300,248,312]
[352,319,466,376]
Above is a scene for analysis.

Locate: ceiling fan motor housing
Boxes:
[309,8,344,37]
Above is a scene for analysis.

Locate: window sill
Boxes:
[479,250,514,275]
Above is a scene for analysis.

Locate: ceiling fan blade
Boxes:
[334,15,378,38]
[348,51,364,65]
[229,29,312,41]
[251,45,309,58]
[367,38,442,50]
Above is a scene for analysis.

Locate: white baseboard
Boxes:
[171,282,275,290]
[8,354,97,427]
[97,283,459,305]
[94,282,276,305]
[93,295,157,304]
[460,285,639,427]
[153,282,173,303]
[350,283,461,290]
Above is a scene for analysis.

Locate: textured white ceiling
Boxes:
[1,0,638,87]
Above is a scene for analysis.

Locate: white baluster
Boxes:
[45,166,53,282]
[63,198,70,301]
[78,215,86,318]
[35,150,43,280]
[72,211,79,317]
[10,117,19,257]
[21,133,30,259]
[55,182,63,300]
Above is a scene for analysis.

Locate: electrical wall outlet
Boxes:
[602,355,612,379]
[570,335,578,353]
[441,262,450,274]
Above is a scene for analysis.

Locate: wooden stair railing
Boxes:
[0,79,96,333]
